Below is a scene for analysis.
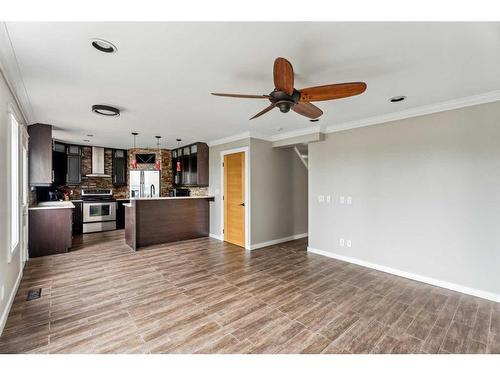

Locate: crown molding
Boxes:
[0,22,34,124]
[325,90,500,134]
[269,124,322,141]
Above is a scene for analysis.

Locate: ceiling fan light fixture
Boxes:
[92,104,120,117]
[390,95,406,103]
[91,39,117,53]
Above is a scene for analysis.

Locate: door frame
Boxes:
[20,125,29,266]
[220,146,250,250]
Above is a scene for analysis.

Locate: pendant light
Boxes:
[176,139,182,173]
[155,136,162,171]
[131,132,138,169]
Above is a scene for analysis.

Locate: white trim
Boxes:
[208,131,268,147]
[208,131,252,147]
[220,146,251,250]
[0,23,34,124]
[325,90,500,134]
[294,146,308,169]
[250,233,308,251]
[0,269,22,336]
[209,233,223,241]
[307,247,500,303]
[270,125,322,142]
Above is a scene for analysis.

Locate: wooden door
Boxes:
[224,152,245,247]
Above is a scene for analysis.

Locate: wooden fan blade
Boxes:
[273,57,294,95]
[299,82,367,102]
[211,93,270,99]
[292,102,323,119]
[250,104,276,120]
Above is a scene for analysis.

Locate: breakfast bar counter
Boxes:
[125,196,214,251]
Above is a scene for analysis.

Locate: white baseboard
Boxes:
[250,233,308,251]
[307,247,500,303]
[209,233,223,241]
[0,269,23,336]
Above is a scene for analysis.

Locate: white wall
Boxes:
[309,101,500,301]
[208,137,308,248]
[0,70,23,334]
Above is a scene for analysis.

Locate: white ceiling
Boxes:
[4,22,500,149]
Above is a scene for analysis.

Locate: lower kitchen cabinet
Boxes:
[72,201,83,235]
[116,200,129,229]
[29,208,73,257]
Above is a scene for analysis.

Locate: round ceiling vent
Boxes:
[92,104,120,117]
[91,39,117,53]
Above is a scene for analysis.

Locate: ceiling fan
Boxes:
[211,57,367,120]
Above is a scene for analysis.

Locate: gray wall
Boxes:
[0,71,23,334]
[309,101,500,296]
[250,138,308,245]
[208,137,308,247]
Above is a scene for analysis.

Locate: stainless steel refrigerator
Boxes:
[129,170,160,198]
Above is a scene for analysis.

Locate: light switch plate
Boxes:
[347,196,352,205]
[326,195,331,203]
[346,240,352,248]
[340,196,345,204]
[339,238,345,247]
[318,195,325,203]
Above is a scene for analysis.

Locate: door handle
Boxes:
[239,203,245,206]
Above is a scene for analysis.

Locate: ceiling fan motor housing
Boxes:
[269,89,300,113]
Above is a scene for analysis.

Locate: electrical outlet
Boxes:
[339,196,345,204]
[339,238,345,247]
[326,195,331,204]
[346,196,352,205]
[346,240,352,248]
[318,195,325,203]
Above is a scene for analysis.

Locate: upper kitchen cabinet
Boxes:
[28,124,53,186]
[112,149,127,186]
[52,141,67,186]
[66,144,81,185]
[172,142,208,186]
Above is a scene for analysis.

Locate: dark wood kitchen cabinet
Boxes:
[52,142,67,186]
[29,208,73,257]
[116,199,129,229]
[66,145,81,185]
[172,142,208,186]
[28,124,53,186]
[72,201,83,235]
[112,149,127,186]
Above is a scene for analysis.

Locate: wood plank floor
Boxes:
[1,230,499,354]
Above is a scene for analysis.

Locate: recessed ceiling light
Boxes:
[91,39,117,53]
[390,95,406,103]
[310,119,320,122]
[86,134,94,137]
[92,104,120,117]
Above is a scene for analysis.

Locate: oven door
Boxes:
[83,202,116,223]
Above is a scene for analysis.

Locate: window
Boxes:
[10,113,19,253]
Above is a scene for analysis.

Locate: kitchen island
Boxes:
[124,196,214,251]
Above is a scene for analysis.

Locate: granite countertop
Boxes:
[29,201,76,210]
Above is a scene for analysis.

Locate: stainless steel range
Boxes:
[81,189,116,233]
